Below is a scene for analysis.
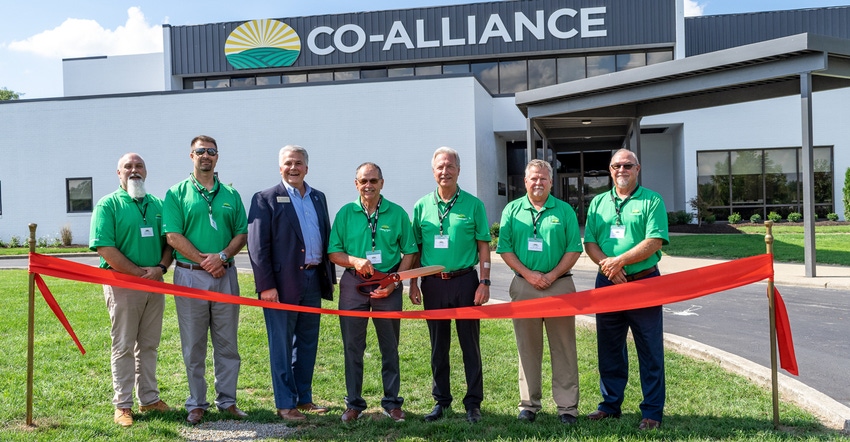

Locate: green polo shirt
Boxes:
[89,188,166,269]
[162,176,248,263]
[412,187,490,271]
[584,185,669,275]
[328,197,418,273]
[496,194,582,273]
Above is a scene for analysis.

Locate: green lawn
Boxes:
[664,225,850,265]
[0,270,842,441]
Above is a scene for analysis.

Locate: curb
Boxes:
[575,315,850,432]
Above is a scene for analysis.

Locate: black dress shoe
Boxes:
[466,408,481,423]
[559,413,578,425]
[517,409,536,422]
[424,404,448,422]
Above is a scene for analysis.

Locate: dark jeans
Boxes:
[421,270,483,411]
[338,271,404,411]
[264,267,322,409]
[594,269,665,422]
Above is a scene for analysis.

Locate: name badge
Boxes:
[610,225,626,239]
[366,250,382,264]
[527,238,543,252]
[140,227,154,238]
[276,196,290,204]
[209,214,218,231]
[434,235,449,249]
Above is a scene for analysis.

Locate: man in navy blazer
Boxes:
[247,145,335,421]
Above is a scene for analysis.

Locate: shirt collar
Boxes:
[282,180,312,198]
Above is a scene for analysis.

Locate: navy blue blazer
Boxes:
[247,182,335,304]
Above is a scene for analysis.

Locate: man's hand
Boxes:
[138,266,162,280]
[525,271,551,291]
[598,256,626,282]
[370,282,397,299]
[353,258,375,278]
[260,288,279,302]
[409,281,422,305]
[199,253,226,278]
[474,284,490,305]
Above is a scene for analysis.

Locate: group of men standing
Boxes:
[90,138,668,431]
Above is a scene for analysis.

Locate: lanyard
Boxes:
[528,206,545,238]
[189,173,218,217]
[433,188,460,236]
[134,197,148,223]
[610,185,639,226]
[360,196,382,251]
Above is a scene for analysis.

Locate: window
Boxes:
[388,67,414,77]
[414,65,442,76]
[183,78,205,89]
[647,51,674,65]
[697,147,834,219]
[471,62,498,94]
[557,57,586,83]
[528,59,556,89]
[256,74,282,85]
[230,76,256,87]
[616,53,646,71]
[586,55,615,77]
[281,74,307,84]
[499,60,527,94]
[442,63,470,74]
[307,72,333,82]
[361,68,388,79]
[334,70,360,81]
[66,178,93,213]
[206,78,230,88]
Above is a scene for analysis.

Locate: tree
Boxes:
[0,87,23,100]
[844,167,850,221]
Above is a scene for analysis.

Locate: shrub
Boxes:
[36,237,48,248]
[728,212,742,224]
[705,214,716,224]
[844,167,849,221]
[767,211,782,223]
[827,212,839,221]
[9,235,22,248]
[688,196,711,227]
[489,222,500,239]
[0,238,6,248]
[750,213,762,223]
[667,210,691,225]
[59,224,73,246]
[787,212,803,222]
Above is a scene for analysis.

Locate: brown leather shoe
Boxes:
[296,402,329,414]
[113,408,133,427]
[186,408,204,425]
[221,404,248,419]
[384,408,405,422]
[639,418,661,430]
[587,409,620,420]
[341,408,361,423]
[277,408,307,421]
[139,400,172,412]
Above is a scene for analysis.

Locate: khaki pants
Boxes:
[104,283,165,409]
[510,276,579,416]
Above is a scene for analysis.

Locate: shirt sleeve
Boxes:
[327,208,347,254]
[161,188,184,235]
[89,197,116,250]
[645,193,670,245]
[473,198,491,242]
[495,204,515,254]
[398,209,419,255]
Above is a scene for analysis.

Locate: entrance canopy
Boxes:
[515,33,850,277]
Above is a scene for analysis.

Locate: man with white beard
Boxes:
[89,153,175,427]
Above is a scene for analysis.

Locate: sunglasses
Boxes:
[193,147,218,156]
[357,178,381,185]
[610,163,636,170]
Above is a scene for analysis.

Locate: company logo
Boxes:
[225,19,301,69]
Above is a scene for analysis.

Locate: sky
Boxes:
[1,0,847,99]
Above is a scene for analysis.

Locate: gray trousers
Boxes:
[174,265,241,411]
[104,283,165,409]
[510,275,579,416]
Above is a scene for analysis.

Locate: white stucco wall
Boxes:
[63,53,165,97]
[0,76,499,244]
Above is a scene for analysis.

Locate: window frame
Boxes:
[66,177,94,213]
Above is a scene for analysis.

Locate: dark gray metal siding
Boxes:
[170,0,676,76]
[685,6,850,56]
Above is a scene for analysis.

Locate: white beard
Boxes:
[126,178,147,199]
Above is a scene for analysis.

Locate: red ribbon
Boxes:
[27,252,797,374]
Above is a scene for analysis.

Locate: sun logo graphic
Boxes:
[225,19,301,69]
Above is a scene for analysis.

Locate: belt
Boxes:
[425,266,474,280]
[174,260,233,270]
[302,263,321,270]
[517,272,572,279]
[625,266,658,282]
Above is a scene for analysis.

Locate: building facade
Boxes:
[0,0,846,244]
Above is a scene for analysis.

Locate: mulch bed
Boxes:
[669,221,848,234]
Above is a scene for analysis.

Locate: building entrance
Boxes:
[556,150,613,224]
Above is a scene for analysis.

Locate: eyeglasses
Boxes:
[357,178,381,185]
[193,147,218,156]
[610,163,636,170]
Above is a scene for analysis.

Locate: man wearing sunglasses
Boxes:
[247,145,335,422]
[327,162,418,423]
[583,148,669,431]
[163,135,248,425]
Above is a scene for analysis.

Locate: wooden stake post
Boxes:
[764,220,780,428]
[26,223,37,426]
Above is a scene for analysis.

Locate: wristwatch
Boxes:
[219,251,228,262]
[479,279,491,286]
[157,264,168,274]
